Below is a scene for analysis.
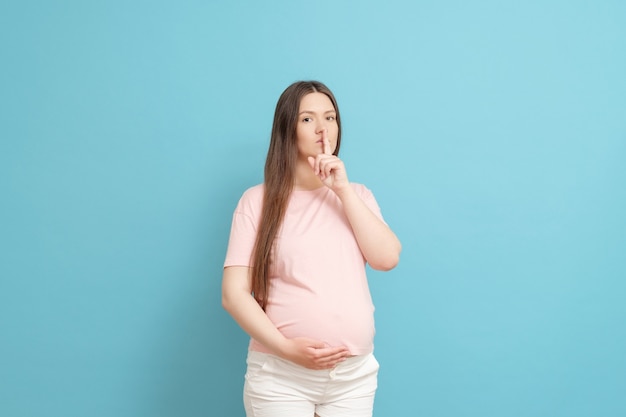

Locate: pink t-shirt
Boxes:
[224,183,385,355]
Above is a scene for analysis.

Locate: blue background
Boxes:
[1,1,625,416]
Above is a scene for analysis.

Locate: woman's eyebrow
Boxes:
[298,109,336,115]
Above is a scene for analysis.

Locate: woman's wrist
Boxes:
[273,336,292,359]
[333,182,354,201]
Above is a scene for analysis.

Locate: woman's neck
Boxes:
[293,159,324,191]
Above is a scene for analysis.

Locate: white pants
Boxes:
[243,351,379,417]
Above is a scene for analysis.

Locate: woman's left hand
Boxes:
[307,130,350,193]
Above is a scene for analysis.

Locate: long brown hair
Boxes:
[251,80,342,309]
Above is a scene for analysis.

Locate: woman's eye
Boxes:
[302,117,312,122]
[327,116,336,121]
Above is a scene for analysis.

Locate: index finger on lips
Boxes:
[322,129,331,155]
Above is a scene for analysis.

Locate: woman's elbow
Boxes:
[221,285,238,313]
[369,251,400,271]
[221,266,251,313]
[221,291,231,312]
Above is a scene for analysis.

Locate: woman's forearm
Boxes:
[336,187,401,270]
[222,266,288,354]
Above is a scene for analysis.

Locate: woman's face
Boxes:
[295,92,338,160]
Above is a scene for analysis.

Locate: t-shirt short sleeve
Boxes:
[223,186,263,268]
[353,183,386,223]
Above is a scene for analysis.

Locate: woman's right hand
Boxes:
[279,337,351,370]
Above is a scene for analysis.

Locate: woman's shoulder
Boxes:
[234,183,264,214]
[240,183,264,199]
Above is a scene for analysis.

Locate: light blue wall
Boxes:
[1,1,625,416]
